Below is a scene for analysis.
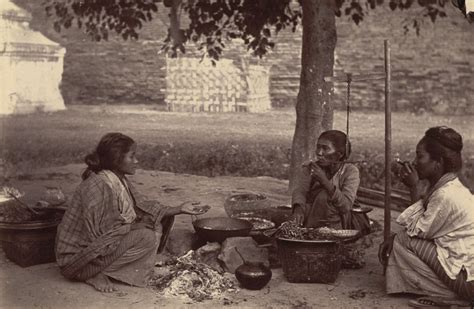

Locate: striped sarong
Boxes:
[406,235,474,301]
[74,227,159,287]
[387,232,474,301]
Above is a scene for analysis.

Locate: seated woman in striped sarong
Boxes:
[55,133,209,293]
[379,126,474,307]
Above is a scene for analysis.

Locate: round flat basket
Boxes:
[234,216,275,231]
[330,229,360,239]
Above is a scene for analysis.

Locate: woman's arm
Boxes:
[406,191,452,239]
[291,166,312,225]
[328,164,360,214]
[164,206,183,216]
[291,165,312,208]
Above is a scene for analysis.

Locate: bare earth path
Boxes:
[1,164,412,309]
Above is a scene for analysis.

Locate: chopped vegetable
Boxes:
[150,250,237,302]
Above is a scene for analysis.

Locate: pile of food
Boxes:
[0,186,32,223]
[0,186,22,199]
[151,251,237,302]
[275,221,339,241]
[236,216,275,231]
[0,186,65,223]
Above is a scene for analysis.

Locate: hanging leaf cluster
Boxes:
[43,0,451,60]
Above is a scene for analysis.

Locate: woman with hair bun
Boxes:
[379,126,474,307]
[292,130,360,229]
[55,133,209,293]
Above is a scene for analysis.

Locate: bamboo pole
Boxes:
[384,40,392,242]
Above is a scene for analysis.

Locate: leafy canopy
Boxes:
[44,0,454,60]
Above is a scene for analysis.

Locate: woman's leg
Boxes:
[102,227,161,287]
[406,236,474,301]
[386,232,458,299]
[76,227,160,291]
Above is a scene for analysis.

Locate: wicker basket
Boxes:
[0,220,59,267]
[224,192,272,218]
[277,237,342,283]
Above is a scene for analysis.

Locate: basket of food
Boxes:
[224,192,272,218]
[235,216,275,231]
[274,221,343,283]
[235,216,276,244]
[0,187,35,222]
[0,186,66,267]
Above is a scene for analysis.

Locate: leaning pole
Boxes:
[384,39,392,243]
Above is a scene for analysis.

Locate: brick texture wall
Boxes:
[14,1,474,114]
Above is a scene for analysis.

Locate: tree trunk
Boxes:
[170,0,183,47]
[288,0,337,192]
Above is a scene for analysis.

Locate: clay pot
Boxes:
[235,261,272,290]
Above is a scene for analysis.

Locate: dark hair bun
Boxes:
[425,126,463,153]
[84,152,101,171]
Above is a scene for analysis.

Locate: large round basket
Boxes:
[224,192,272,218]
[0,219,61,267]
[276,237,342,283]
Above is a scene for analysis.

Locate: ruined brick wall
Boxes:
[15,1,474,114]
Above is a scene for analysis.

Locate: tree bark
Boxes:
[289,0,337,192]
[170,0,183,47]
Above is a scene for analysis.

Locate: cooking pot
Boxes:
[192,217,253,243]
[234,247,272,290]
[235,261,272,290]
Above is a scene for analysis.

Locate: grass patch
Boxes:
[1,105,473,189]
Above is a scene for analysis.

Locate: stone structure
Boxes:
[164,57,271,113]
[0,0,65,115]
[13,1,474,114]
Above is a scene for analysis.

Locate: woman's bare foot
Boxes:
[86,273,117,293]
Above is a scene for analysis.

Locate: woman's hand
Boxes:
[378,233,396,267]
[310,163,329,183]
[397,162,421,202]
[398,162,418,189]
[179,201,211,215]
[293,204,305,226]
[310,163,335,194]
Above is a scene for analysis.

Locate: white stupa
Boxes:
[0,0,66,115]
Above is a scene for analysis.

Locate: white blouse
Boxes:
[397,177,474,281]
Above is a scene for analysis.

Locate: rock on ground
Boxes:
[195,242,223,272]
[165,228,205,257]
[218,237,269,273]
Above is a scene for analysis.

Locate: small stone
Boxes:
[165,228,204,256]
[218,237,269,273]
[195,242,223,272]
[341,242,366,269]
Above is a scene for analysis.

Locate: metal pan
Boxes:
[192,217,253,243]
[351,206,373,214]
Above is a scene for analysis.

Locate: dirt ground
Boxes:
[0,164,414,309]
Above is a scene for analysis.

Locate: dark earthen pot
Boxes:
[235,261,272,290]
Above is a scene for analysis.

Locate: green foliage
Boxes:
[43,0,452,61]
[4,139,473,190]
[138,142,291,179]
[135,142,473,190]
